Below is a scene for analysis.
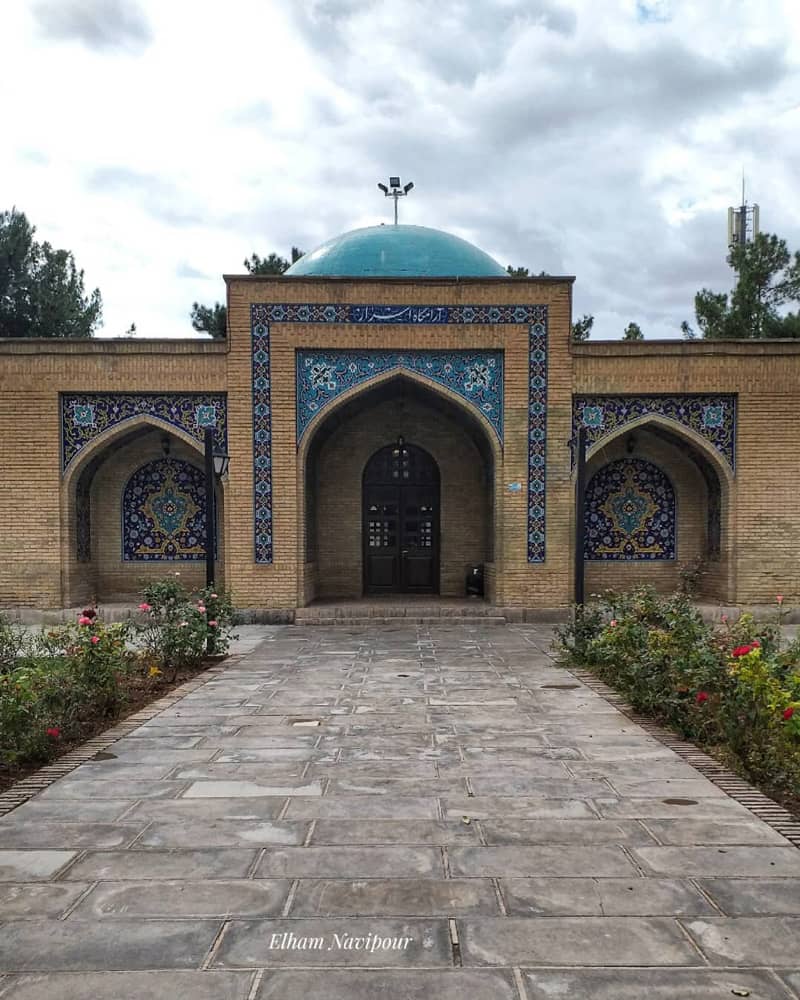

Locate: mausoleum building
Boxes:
[1,223,796,616]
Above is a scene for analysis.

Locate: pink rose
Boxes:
[609,619,618,628]
[138,602,152,612]
[777,594,784,604]
[197,605,207,614]
[721,614,728,624]
[90,635,100,645]
[208,620,218,628]
[210,593,218,599]
[78,615,92,626]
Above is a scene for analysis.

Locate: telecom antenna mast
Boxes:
[378,176,414,224]
[727,176,759,252]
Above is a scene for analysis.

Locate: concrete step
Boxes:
[294,615,509,626]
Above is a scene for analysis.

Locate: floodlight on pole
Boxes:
[378,176,414,224]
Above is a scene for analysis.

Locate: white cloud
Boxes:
[1,0,798,339]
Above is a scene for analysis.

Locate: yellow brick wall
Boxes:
[0,340,226,609]
[224,275,575,610]
[3,294,800,611]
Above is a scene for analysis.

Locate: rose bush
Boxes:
[1,578,235,774]
[555,587,800,800]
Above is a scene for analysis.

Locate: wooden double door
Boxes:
[363,442,439,594]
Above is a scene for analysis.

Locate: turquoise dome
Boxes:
[284,224,506,278]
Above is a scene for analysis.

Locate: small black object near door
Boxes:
[363,440,440,594]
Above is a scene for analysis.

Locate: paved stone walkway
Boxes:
[1,624,800,999]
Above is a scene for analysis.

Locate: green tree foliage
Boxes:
[571,313,594,341]
[506,265,530,277]
[191,248,305,338]
[684,232,800,339]
[245,247,304,275]
[0,208,102,338]
[622,321,644,340]
[190,302,227,339]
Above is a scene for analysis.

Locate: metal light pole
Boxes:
[203,428,216,590]
[574,426,588,607]
[377,177,414,224]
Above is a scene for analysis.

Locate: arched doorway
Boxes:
[362,440,440,594]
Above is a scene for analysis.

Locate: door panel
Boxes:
[363,444,439,594]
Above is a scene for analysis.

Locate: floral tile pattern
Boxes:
[122,458,211,561]
[528,319,548,562]
[61,393,227,472]
[251,301,548,566]
[585,458,676,560]
[573,394,736,471]
[296,350,504,443]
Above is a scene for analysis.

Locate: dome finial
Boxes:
[377,176,414,224]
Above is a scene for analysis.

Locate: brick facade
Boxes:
[0,279,797,611]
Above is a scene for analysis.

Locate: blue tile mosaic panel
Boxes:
[256,303,547,325]
[122,458,212,561]
[528,320,548,562]
[62,393,227,472]
[251,301,548,566]
[585,458,676,560]
[251,315,274,564]
[296,350,504,443]
[573,394,736,471]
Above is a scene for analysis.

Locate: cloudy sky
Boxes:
[3,0,799,339]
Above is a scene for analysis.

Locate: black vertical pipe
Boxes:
[574,426,588,606]
[204,428,215,590]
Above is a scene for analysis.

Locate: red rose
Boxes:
[732,645,753,658]
[696,691,709,704]
[751,640,760,648]
[46,727,61,740]
[784,707,795,721]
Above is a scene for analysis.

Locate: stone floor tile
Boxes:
[441,796,597,820]
[459,916,702,966]
[499,876,717,916]
[643,818,790,845]
[685,916,800,966]
[290,878,499,916]
[309,820,479,845]
[697,878,800,915]
[522,968,792,999]
[255,969,517,999]
[284,796,441,819]
[634,846,800,877]
[34,779,187,800]
[183,779,323,797]
[61,848,258,881]
[0,823,143,850]
[449,845,638,877]
[480,818,655,846]
[0,971,253,1000]
[593,796,755,819]
[0,919,222,972]
[121,797,288,822]
[608,778,728,798]
[0,883,92,919]
[136,819,308,848]
[6,800,135,823]
[73,879,292,918]
[255,846,444,878]
[214,918,452,967]
[0,852,75,882]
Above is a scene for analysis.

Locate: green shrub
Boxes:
[554,586,800,799]
[135,575,236,680]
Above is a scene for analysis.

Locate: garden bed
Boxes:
[555,587,800,819]
[0,575,236,791]
[0,655,221,794]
